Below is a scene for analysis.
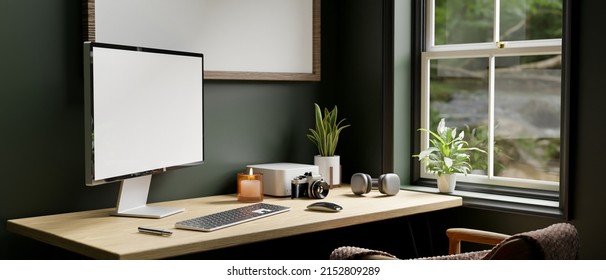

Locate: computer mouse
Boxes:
[307,202,343,212]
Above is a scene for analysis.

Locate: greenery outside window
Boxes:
[411,0,569,218]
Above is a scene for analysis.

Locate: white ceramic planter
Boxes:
[314,155,340,185]
[437,173,457,193]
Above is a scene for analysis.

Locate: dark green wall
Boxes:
[333,1,385,178]
[3,0,606,260]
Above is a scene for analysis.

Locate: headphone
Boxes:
[350,173,400,196]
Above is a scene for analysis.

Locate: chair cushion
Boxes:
[483,222,580,260]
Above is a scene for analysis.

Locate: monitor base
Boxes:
[113,205,184,219]
[114,175,184,219]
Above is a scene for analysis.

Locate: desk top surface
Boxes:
[7,187,461,259]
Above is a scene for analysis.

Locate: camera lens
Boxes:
[308,180,329,199]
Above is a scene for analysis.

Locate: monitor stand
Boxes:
[114,175,184,219]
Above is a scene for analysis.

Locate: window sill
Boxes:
[401,185,565,219]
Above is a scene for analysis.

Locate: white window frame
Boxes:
[420,0,562,191]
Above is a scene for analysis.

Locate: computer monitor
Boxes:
[83,42,204,218]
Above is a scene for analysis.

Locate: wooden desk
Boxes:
[7,187,461,259]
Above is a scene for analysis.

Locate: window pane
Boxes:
[429,58,490,173]
[494,55,561,182]
[500,0,563,41]
[434,0,494,45]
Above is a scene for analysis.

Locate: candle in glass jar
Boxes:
[240,179,261,196]
[237,169,263,202]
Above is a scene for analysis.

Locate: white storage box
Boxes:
[246,163,319,197]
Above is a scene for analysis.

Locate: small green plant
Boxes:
[307,103,350,157]
[414,118,486,176]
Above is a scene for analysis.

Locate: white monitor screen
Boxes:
[84,42,204,184]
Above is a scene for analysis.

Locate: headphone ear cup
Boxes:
[351,173,372,195]
[377,173,400,196]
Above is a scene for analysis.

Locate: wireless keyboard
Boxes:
[175,203,290,232]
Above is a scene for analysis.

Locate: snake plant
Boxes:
[306,103,350,157]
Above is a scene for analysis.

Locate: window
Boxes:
[411,0,569,217]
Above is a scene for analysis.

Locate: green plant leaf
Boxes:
[307,103,350,156]
[413,118,486,176]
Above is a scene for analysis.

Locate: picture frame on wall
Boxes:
[82,0,321,81]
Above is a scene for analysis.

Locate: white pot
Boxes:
[314,155,340,185]
[437,173,457,193]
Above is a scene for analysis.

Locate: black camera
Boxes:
[291,172,329,199]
